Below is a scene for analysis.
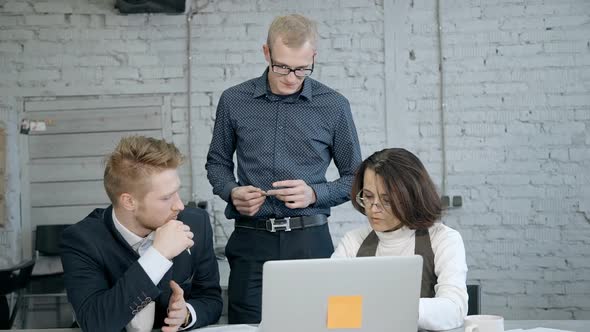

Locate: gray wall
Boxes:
[0,0,589,319]
[403,0,590,319]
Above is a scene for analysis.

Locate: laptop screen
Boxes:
[260,256,422,332]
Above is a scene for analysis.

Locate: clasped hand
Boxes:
[231,180,317,216]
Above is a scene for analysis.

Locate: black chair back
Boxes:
[0,258,36,329]
[467,284,481,315]
[0,259,36,295]
[19,224,72,328]
[35,224,71,256]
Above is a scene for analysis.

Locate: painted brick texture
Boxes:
[0,0,588,319]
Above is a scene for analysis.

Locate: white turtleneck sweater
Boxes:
[332,223,468,331]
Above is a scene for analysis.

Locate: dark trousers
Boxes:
[224,223,334,324]
[0,295,10,329]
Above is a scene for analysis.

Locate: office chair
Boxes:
[22,224,71,328]
[0,258,35,329]
[467,284,481,315]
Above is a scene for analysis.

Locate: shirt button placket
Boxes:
[271,101,282,216]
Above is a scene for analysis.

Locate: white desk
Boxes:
[11,320,590,331]
[446,320,589,332]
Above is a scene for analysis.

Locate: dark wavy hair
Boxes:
[351,148,442,230]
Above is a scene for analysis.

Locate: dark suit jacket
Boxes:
[60,206,222,332]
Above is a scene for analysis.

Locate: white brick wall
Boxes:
[0,97,21,266]
[403,0,590,320]
[0,0,588,320]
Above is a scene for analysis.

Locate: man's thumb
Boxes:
[170,280,183,296]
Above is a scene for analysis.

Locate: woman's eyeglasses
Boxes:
[355,191,391,211]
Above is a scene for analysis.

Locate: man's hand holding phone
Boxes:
[231,186,266,216]
[265,179,316,209]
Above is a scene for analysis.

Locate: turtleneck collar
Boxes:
[374,226,416,248]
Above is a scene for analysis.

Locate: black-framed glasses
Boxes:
[268,48,314,78]
[355,191,391,211]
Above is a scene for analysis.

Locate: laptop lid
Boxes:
[260,255,422,332]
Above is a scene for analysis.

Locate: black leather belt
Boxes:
[235,215,327,232]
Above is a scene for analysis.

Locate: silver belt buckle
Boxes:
[267,217,291,232]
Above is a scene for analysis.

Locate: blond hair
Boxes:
[267,14,318,50]
[104,136,184,205]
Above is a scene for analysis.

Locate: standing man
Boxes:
[61,136,222,332]
[206,14,362,323]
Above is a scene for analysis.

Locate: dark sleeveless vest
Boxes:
[356,229,436,298]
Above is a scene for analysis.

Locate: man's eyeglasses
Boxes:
[268,49,314,78]
[355,191,391,211]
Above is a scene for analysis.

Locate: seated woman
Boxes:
[332,148,468,331]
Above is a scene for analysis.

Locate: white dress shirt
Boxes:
[112,211,197,331]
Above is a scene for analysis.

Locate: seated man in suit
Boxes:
[60,136,222,332]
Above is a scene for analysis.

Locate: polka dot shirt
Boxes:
[206,69,362,220]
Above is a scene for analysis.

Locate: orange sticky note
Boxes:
[327,295,363,329]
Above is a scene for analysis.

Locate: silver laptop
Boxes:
[260,255,422,332]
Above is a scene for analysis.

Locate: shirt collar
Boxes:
[252,68,313,101]
[112,209,152,249]
[375,225,415,244]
